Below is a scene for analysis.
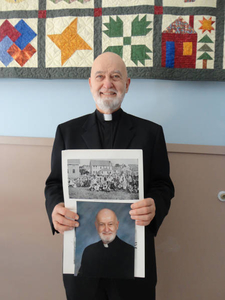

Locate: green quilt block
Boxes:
[102,14,153,67]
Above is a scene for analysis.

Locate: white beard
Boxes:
[93,90,125,113]
[99,231,116,244]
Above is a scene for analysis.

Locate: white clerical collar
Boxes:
[103,243,109,248]
[103,114,112,121]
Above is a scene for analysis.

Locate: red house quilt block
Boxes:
[162,17,198,69]
[161,14,216,70]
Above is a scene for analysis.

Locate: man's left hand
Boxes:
[129,198,156,226]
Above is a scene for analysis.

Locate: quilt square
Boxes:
[163,0,217,8]
[0,18,37,68]
[102,14,153,67]
[0,0,38,12]
[46,16,93,67]
[161,15,216,70]
[46,0,94,10]
[102,0,154,7]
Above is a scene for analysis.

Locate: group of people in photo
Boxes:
[68,168,139,194]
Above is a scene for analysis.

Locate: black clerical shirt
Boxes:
[95,108,122,149]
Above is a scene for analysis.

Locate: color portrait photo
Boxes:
[75,201,135,278]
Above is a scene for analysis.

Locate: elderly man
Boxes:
[78,208,134,279]
[45,52,174,300]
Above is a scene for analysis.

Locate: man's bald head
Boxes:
[89,52,130,114]
[95,208,119,244]
[90,52,128,79]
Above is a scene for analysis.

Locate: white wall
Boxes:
[1,78,225,145]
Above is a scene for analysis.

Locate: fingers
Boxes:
[52,202,79,234]
[129,198,156,226]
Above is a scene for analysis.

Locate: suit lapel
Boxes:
[114,111,135,149]
[81,112,102,149]
[81,110,135,150]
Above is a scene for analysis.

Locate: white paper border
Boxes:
[62,149,145,278]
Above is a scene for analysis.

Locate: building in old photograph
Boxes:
[89,160,112,175]
[68,159,80,179]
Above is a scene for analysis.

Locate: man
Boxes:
[78,208,134,279]
[45,52,174,300]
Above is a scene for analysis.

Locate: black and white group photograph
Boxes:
[67,158,139,200]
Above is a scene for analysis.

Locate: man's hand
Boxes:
[129,198,156,226]
[52,202,79,234]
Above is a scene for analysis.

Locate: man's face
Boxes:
[95,209,119,244]
[89,53,130,114]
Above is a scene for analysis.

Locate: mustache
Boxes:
[99,88,117,94]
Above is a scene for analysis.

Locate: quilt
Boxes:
[0,0,225,80]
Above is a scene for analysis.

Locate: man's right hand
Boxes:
[52,202,79,234]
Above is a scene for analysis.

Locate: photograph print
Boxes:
[75,201,135,279]
[62,150,145,278]
[67,158,139,200]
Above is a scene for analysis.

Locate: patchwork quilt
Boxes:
[0,0,224,80]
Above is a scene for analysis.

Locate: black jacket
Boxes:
[78,236,134,279]
[45,109,174,299]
